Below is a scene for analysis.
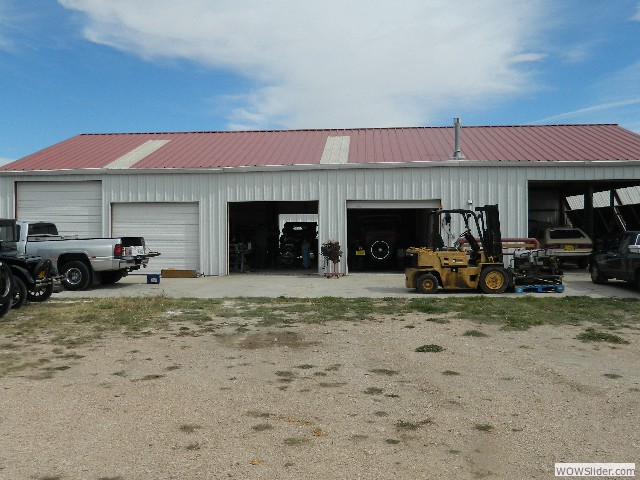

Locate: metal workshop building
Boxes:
[1,123,639,276]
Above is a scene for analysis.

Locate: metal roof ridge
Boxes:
[75,123,624,137]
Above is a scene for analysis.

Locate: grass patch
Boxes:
[364,387,384,395]
[252,423,273,432]
[576,328,629,344]
[442,370,460,376]
[415,344,444,353]
[0,296,637,378]
[475,423,495,433]
[283,437,309,446]
[395,419,431,430]
[179,424,202,434]
[132,374,165,382]
[463,329,488,337]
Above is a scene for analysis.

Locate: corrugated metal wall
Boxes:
[0,162,638,275]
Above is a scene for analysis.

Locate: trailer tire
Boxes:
[27,282,54,302]
[416,273,439,294]
[479,266,509,294]
[61,261,91,291]
[0,262,13,317]
[11,276,27,309]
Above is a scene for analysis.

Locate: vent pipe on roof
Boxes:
[451,117,465,159]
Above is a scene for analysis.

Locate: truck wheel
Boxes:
[416,273,439,294]
[479,266,509,294]
[11,276,27,309]
[590,264,608,284]
[27,282,54,302]
[61,261,91,291]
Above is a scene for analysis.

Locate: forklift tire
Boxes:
[479,266,509,294]
[416,273,439,294]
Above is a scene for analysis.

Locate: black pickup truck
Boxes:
[590,231,640,289]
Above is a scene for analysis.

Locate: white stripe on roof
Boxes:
[320,136,350,164]
[103,140,171,169]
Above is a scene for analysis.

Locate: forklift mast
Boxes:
[475,205,503,263]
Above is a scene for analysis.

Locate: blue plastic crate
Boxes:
[147,274,161,284]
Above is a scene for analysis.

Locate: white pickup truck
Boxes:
[9,220,159,291]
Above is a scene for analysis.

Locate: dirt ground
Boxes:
[0,308,638,480]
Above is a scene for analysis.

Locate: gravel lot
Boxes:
[1,269,638,479]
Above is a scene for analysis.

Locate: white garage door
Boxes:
[111,202,199,272]
[16,181,102,237]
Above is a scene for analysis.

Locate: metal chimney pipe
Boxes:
[452,117,463,159]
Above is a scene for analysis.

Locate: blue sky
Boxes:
[1,0,639,163]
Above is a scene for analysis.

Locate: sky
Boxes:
[1,1,639,163]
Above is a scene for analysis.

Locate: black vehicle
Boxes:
[590,231,640,289]
[277,222,318,267]
[0,219,56,309]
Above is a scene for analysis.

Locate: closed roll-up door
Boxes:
[111,202,199,272]
[16,181,103,237]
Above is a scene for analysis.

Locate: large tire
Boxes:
[11,276,27,309]
[479,266,509,294]
[27,282,54,302]
[0,300,10,318]
[416,273,439,294]
[369,239,391,262]
[100,270,124,285]
[0,263,12,302]
[0,262,12,318]
[61,261,92,291]
[590,263,608,285]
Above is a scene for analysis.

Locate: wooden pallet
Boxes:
[514,284,565,294]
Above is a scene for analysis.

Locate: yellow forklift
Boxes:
[405,205,511,294]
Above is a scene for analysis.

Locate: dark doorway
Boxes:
[346,208,435,271]
[228,201,318,273]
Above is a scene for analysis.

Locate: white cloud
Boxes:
[632,3,640,21]
[0,156,14,166]
[58,0,552,129]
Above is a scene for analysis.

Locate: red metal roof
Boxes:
[3,124,640,171]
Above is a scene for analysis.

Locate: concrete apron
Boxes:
[52,270,640,299]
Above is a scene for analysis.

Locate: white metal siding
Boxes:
[16,181,102,237]
[111,202,200,273]
[0,161,637,276]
